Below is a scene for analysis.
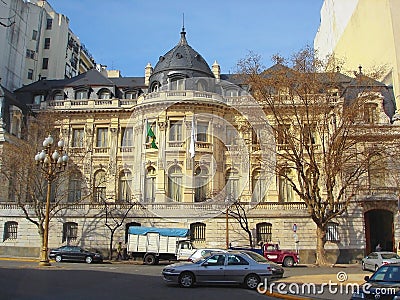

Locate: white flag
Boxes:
[189,117,196,158]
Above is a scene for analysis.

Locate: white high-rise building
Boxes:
[0,0,95,91]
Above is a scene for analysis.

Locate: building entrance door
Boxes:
[364,209,393,254]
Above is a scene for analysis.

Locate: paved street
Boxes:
[0,259,278,300]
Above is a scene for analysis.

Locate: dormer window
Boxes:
[125,91,137,99]
[33,94,45,104]
[151,82,160,92]
[364,103,378,124]
[98,89,111,99]
[75,90,88,100]
[52,91,64,100]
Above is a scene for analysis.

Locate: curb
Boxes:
[0,257,38,262]
[264,291,313,300]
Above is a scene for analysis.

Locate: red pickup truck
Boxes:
[263,243,299,267]
[231,242,299,267]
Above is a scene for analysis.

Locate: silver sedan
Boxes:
[362,252,400,271]
[162,251,284,289]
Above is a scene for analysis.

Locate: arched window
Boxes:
[62,222,78,244]
[197,80,207,92]
[68,172,82,203]
[256,222,272,243]
[194,166,209,202]
[119,170,132,202]
[226,168,239,201]
[3,221,18,241]
[252,168,266,202]
[278,168,294,202]
[144,166,156,202]
[151,82,160,92]
[168,165,182,202]
[94,170,106,202]
[190,222,206,241]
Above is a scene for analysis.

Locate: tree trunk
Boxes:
[315,225,329,266]
[109,231,115,261]
[247,230,253,248]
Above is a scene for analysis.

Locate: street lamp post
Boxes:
[34,134,68,266]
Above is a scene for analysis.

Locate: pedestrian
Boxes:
[376,243,382,252]
[116,241,123,260]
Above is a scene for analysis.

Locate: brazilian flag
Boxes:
[147,122,158,149]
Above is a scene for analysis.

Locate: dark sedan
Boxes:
[49,246,103,264]
[351,263,400,299]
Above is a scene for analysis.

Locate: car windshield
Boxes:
[381,253,400,259]
[242,251,269,263]
[370,266,400,282]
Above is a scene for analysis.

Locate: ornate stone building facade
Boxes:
[0,29,398,263]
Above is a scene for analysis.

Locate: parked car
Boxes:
[49,246,103,264]
[162,250,284,289]
[351,263,400,299]
[230,242,299,267]
[362,251,400,271]
[187,248,226,262]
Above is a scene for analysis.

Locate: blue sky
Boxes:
[50,0,324,77]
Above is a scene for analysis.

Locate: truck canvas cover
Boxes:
[128,226,189,237]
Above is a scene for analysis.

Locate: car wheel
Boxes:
[244,274,260,290]
[283,256,295,267]
[55,255,62,263]
[144,254,156,265]
[85,256,93,264]
[362,262,366,271]
[179,272,195,288]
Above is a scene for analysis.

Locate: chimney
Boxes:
[212,61,220,80]
[145,63,153,86]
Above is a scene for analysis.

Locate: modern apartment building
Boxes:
[0,0,95,91]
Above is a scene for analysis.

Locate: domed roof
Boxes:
[151,28,214,78]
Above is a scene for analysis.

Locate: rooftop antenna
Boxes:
[182,13,185,32]
[179,13,187,45]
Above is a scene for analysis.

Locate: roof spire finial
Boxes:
[182,13,185,33]
[179,13,187,45]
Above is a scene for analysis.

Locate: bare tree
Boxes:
[228,201,254,248]
[102,200,142,260]
[237,47,387,265]
[0,113,91,258]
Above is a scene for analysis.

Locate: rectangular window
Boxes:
[42,58,49,69]
[44,38,50,49]
[96,128,108,148]
[75,90,88,100]
[46,18,53,30]
[62,222,78,243]
[326,222,339,242]
[277,124,290,145]
[27,69,33,80]
[197,122,208,142]
[121,127,133,147]
[190,223,206,241]
[226,128,238,145]
[68,179,81,202]
[3,221,18,241]
[72,128,84,148]
[169,121,182,141]
[32,30,38,40]
[26,49,35,59]
[303,125,316,145]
